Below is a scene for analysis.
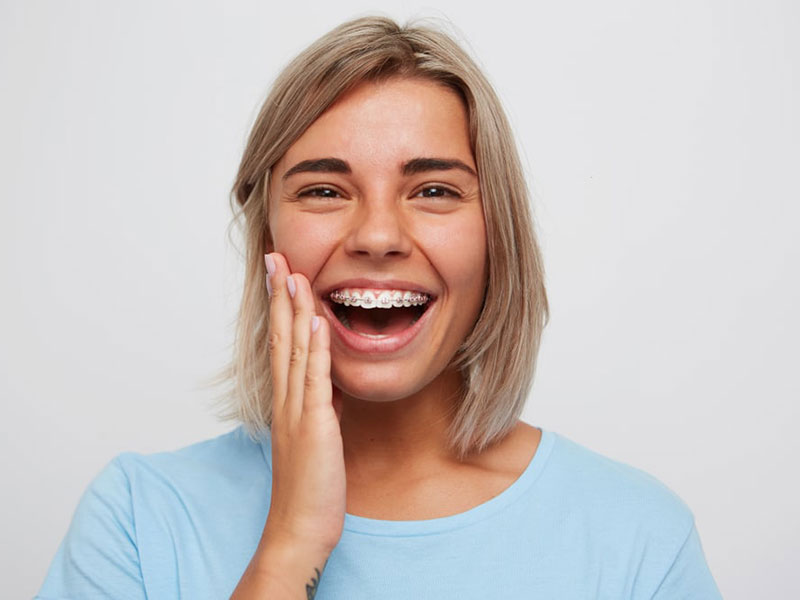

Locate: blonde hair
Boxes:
[211,15,549,460]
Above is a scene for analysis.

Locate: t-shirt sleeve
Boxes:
[650,521,723,599]
[35,456,147,600]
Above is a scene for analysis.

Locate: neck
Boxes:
[338,368,464,483]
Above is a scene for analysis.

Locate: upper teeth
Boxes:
[329,289,430,309]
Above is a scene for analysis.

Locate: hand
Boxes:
[261,252,346,555]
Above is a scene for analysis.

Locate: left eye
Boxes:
[416,186,460,198]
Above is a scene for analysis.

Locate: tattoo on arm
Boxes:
[305,558,327,599]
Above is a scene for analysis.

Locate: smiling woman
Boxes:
[36,15,722,600]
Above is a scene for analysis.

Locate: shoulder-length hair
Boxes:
[211,15,549,461]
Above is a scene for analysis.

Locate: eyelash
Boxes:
[296,185,462,199]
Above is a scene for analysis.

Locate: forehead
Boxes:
[275,77,474,175]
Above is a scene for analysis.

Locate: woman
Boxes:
[37,16,722,599]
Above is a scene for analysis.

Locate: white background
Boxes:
[2,1,797,597]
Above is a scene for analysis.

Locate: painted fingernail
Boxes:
[265,272,272,297]
[264,254,276,277]
[311,316,320,333]
[286,274,296,298]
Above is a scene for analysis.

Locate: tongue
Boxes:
[344,306,419,335]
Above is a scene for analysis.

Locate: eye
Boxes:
[414,185,462,199]
[297,186,342,199]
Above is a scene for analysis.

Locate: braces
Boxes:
[329,290,429,309]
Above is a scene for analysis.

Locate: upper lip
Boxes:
[318,278,437,300]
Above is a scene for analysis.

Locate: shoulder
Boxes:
[108,425,269,500]
[60,426,271,524]
[544,430,696,547]
[69,425,269,559]
[116,425,266,469]
[549,431,692,514]
[514,430,721,598]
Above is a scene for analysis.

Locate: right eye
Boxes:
[297,186,342,198]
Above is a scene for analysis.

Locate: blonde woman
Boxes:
[37,17,722,600]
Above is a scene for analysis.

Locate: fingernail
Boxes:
[264,254,276,277]
[265,272,272,297]
[311,316,320,333]
[286,274,296,298]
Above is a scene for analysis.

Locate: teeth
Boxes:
[361,291,377,308]
[329,288,430,309]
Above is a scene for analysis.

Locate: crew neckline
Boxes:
[257,426,556,537]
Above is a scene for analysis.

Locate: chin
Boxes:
[331,362,435,403]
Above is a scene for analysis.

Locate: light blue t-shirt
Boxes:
[37,426,722,599]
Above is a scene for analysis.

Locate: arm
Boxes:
[650,522,723,599]
[36,457,147,600]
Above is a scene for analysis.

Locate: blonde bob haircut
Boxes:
[213,15,549,461]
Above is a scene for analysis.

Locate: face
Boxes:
[269,76,488,402]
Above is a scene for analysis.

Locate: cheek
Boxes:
[270,213,339,276]
[417,211,487,296]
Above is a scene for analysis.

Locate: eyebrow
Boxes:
[281,156,477,180]
[401,157,477,177]
[282,158,351,180]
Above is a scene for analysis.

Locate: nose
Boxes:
[343,196,413,260]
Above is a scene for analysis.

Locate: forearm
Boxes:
[230,539,331,599]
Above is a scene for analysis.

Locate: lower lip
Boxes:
[321,299,436,354]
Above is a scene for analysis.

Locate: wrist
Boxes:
[253,535,332,578]
[232,538,332,599]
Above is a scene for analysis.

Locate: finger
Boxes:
[284,271,314,426]
[266,252,292,419]
[304,315,332,418]
[331,385,344,424]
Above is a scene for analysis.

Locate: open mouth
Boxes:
[325,289,434,338]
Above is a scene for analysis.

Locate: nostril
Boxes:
[344,215,413,258]
[350,247,409,259]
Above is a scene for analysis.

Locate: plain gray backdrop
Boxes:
[2,1,797,598]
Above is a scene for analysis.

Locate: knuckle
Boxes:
[268,332,281,353]
[289,344,305,364]
[304,372,322,389]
